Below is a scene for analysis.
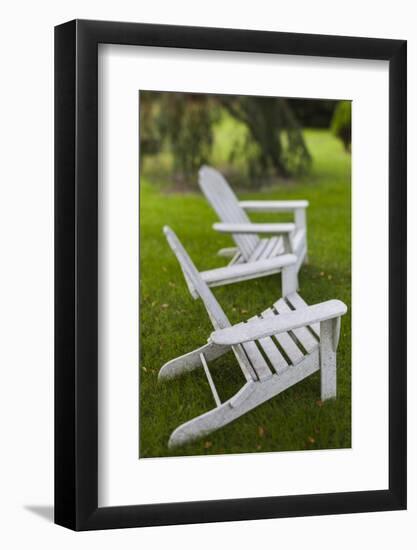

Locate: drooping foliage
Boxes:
[140,91,313,187]
[140,91,219,181]
[331,100,352,152]
[288,98,337,128]
[219,95,311,179]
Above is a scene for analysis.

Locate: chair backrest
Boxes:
[198,166,260,260]
[163,226,231,330]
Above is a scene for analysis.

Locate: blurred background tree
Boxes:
[331,100,352,152]
[287,98,336,128]
[140,91,348,189]
[219,96,310,179]
[157,93,219,180]
[140,92,162,157]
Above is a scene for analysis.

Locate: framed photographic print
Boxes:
[55,19,406,530]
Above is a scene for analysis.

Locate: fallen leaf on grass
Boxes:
[307,436,316,444]
[315,399,324,407]
[204,441,212,449]
[161,303,169,309]
[258,426,266,438]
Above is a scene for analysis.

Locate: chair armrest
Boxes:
[213,222,295,235]
[239,200,309,212]
[210,300,347,345]
[201,254,297,285]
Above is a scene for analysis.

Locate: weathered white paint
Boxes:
[320,319,338,400]
[158,342,228,381]
[199,166,259,259]
[211,300,347,346]
[213,222,296,234]
[274,297,318,353]
[261,307,304,365]
[239,200,309,212]
[286,292,320,338]
[198,166,309,295]
[200,353,222,408]
[201,254,297,287]
[160,227,347,447]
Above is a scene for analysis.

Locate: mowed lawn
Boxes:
[139,128,351,458]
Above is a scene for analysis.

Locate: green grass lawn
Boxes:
[139,128,351,458]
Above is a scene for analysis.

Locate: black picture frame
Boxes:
[55,19,407,531]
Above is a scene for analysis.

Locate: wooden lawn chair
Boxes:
[158,226,347,448]
[198,166,309,295]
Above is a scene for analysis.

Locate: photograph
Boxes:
[0,2,409,541]
[139,90,352,458]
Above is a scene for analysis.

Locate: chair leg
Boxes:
[281,265,298,296]
[158,342,228,381]
[301,237,309,265]
[295,208,308,264]
[320,319,338,400]
[294,243,307,271]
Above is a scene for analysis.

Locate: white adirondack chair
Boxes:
[159,226,347,448]
[198,166,309,296]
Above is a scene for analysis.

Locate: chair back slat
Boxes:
[198,166,260,260]
[163,227,230,330]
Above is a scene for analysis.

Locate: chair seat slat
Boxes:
[248,239,269,262]
[261,308,304,365]
[247,316,288,373]
[274,298,318,353]
[269,237,285,258]
[233,323,273,381]
[259,237,280,260]
[286,293,320,338]
[241,340,273,381]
